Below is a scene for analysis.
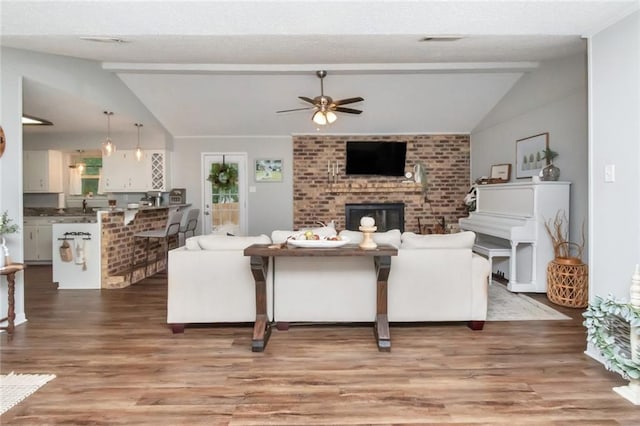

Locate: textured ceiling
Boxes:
[3,0,637,137]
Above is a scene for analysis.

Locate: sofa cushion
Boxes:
[271,225,337,243]
[185,234,271,250]
[338,229,402,248]
[400,231,475,249]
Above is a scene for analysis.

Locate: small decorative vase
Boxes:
[540,161,560,181]
[0,236,8,268]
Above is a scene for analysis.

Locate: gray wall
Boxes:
[589,10,640,300]
[470,53,589,257]
[171,136,293,236]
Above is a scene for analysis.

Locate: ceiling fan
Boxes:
[276,70,364,125]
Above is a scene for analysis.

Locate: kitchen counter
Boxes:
[24,207,96,218]
[125,203,191,211]
[96,204,191,226]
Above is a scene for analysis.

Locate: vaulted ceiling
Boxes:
[3,0,636,138]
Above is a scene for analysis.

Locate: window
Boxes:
[71,153,102,196]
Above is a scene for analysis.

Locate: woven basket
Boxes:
[547,259,588,308]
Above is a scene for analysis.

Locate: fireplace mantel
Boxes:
[326,182,422,194]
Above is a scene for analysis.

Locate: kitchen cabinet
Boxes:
[23,218,54,263]
[23,150,63,193]
[101,151,146,192]
[147,150,170,191]
[102,150,169,192]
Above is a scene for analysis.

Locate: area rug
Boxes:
[0,372,56,415]
[487,283,571,321]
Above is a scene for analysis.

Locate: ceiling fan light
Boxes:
[312,110,327,125]
[326,110,337,124]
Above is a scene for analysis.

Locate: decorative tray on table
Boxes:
[287,238,349,248]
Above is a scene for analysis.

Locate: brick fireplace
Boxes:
[292,134,470,233]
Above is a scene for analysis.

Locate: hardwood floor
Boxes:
[1,266,638,425]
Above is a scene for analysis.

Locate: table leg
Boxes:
[249,255,271,352]
[0,272,16,335]
[374,256,391,351]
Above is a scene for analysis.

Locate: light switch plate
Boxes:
[605,164,615,182]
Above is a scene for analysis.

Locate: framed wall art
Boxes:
[255,159,283,182]
[490,163,511,182]
[516,132,549,178]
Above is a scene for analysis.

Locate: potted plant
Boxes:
[541,147,560,181]
[0,210,20,267]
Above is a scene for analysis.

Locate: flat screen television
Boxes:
[345,141,407,176]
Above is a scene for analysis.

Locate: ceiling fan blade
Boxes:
[298,96,316,105]
[334,106,362,114]
[276,106,315,113]
[334,97,364,106]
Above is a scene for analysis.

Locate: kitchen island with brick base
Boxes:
[99,205,190,289]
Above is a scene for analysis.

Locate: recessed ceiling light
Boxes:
[79,36,130,44]
[22,115,53,125]
[420,36,464,42]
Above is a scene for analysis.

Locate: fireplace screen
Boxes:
[345,203,405,232]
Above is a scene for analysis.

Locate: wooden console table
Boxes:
[243,244,398,352]
[1,263,26,336]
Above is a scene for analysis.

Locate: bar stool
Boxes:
[178,208,200,246]
[131,210,183,279]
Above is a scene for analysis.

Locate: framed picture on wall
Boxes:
[255,159,283,182]
[516,133,549,178]
[490,163,511,182]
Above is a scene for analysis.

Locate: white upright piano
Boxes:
[459,181,570,293]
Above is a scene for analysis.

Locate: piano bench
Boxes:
[472,242,511,282]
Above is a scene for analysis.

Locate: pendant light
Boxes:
[134,122,143,162]
[101,111,116,157]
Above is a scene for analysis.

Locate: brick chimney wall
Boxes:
[292,134,470,233]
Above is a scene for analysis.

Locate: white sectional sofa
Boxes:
[272,230,490,329]
[167,229,490,332]
[167,234,272,333]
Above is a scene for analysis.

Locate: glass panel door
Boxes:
[202,153,247,235]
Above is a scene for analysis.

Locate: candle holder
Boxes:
[358,226,377,249]
[359,216,377,249]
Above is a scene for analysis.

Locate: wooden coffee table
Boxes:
[243,243,398,352]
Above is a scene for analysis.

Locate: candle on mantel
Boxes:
[360,216,375,228]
